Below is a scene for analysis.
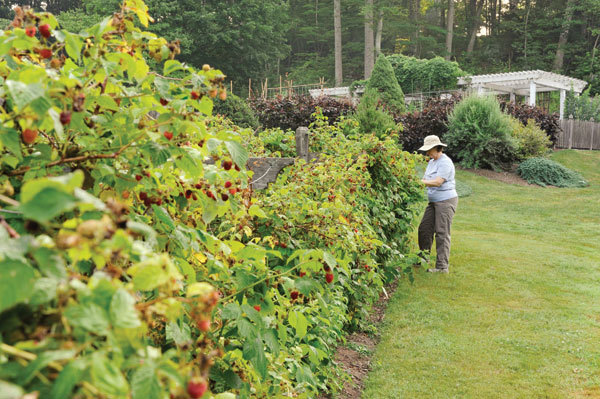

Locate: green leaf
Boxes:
[47,108,64,140]
[163,60,183,76]
[19,187,78,223]
[131,363,161,399]
[0,380,25,399]
[90,353,129,396]
[0,259,36,312]
[29,96,52,117]
[248,204,267,218]
[323,251,337,268]
[64,32,83,61]
[214,393,237,399]
[221,303,241,320]
[294,278,319,296]
[165,321,192,346]
[49,359,87,399]
[242,337,267,379]
[152,205,175,230]
[6,80,43,109]
[288,310,308,339]
[30,277,58,305]
[131,263,169,291]
[262,329,280,356]
[110,289,141,329]
[0,128,22,160]
[236,318,257,340]
[225,140,248,169]
[17,350,76,385]
[20,171,84,203]
[65,303,110,334]
[96,95,119,111]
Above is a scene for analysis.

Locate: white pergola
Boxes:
[457,70,587,120]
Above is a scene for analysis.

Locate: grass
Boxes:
[362,150,600,399]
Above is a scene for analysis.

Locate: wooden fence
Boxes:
[557,117,600,150]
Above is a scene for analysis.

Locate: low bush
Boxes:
[395,94,463,152]
[508,117,552,160]
[354,88,400,138]
[213,93,260,129]
[249,95,355,131]
[517,157,588,187]
[500,101,561,144]
[445,95,518,170]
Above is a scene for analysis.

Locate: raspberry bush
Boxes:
[0,2,424,398]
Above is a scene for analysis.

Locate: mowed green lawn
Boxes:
[362,150,600,399]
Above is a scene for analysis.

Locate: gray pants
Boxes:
[418,196,458,270]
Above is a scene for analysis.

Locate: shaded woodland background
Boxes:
[2,0,598,95]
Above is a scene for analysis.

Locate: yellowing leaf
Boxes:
[194,252,207,264]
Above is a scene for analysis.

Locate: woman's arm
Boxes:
[422,177,445,187]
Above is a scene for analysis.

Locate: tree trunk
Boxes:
[466,0,484,53]
[553,0,575,72]
[334,0,343,86]
[364,0,375,79]
[445,0,454,60]
[375,10,384,56]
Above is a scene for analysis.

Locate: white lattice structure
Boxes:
[457,70,587,120]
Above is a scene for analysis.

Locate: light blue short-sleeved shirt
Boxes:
[423,153,458,202]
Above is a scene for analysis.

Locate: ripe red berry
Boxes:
[222,160,232,170]
[229,188,237,196]
[195,183,203,189]
[144,171,151,178]
[290,291,299,300]
[39,48,52,59]
[185,189,193,199]
[139,192,148,200]
[197,319,211,332]
[254,305,261,312]
[191,91,200,100]
[59,111,71,125]
[22,129,37,144]
[234,164,241,172]
[221,193,229,201]
[159,98,168,106]
[323,265,331,272]
[39,24,51,39]
[187,378,208,399]
[224,181,232,188]
[135,174,142,181]
[299,271,306,277]
[163,131,173,140]
[25,26,36,37]
[325,272,334,284]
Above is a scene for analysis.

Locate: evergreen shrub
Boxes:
[213,92,260,129]
[517,157,588,187]
[445,95,518,170]
[508,117,552,160]
[366,55,405,113]
[354,88,399,138]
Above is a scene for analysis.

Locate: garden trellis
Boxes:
[457,70,587,120]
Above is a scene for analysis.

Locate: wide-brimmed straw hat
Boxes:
[418,135,447,151]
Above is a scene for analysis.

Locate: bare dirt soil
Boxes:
[322,281,398,399]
